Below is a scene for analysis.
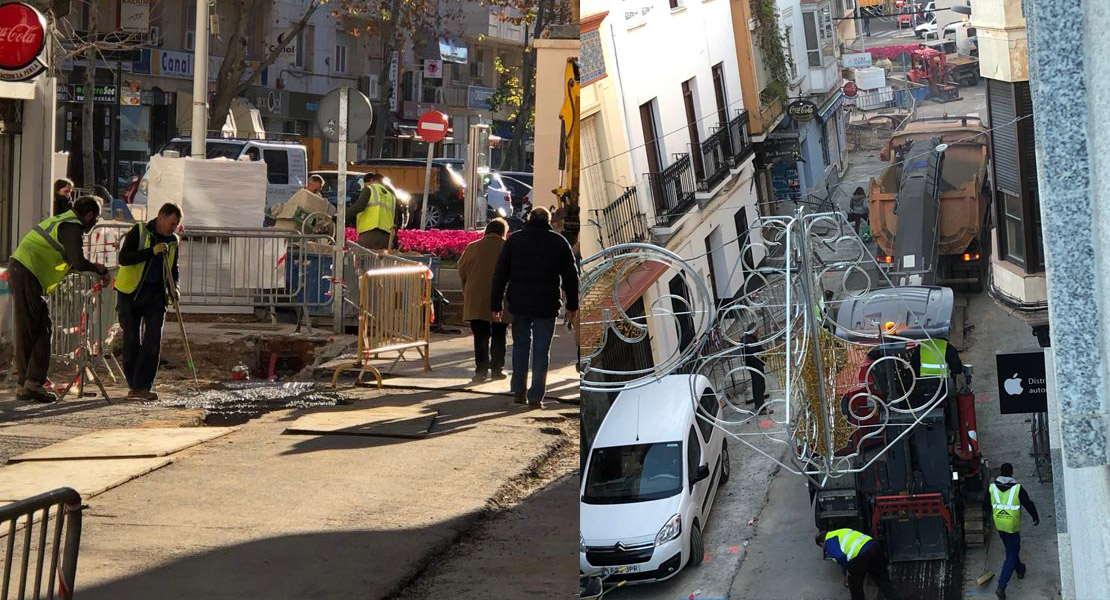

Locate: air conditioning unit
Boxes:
[360,75,380,100]
[148,25,163,47]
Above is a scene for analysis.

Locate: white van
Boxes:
[580,374,730,584]
[134,138,308,219]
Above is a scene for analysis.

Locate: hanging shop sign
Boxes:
[760,134,802,164]
[787,100,818,123]
[996,351,1049,415]
[0,3,48,82]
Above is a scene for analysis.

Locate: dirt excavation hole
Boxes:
[152,382,347,426]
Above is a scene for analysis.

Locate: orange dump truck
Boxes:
[868,116,991,291]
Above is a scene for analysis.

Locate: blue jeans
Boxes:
[998,531,1025,591]
[511,316,556,403]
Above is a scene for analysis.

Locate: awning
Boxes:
[818,91,845,122]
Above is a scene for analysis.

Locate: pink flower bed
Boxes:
[868,44,920,62]
[398,229,485,258]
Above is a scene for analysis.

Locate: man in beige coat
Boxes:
[458,218,510,382]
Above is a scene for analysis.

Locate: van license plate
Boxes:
[604,565,640,575]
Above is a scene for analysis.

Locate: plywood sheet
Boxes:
[10,428,236,462]
[0,458,172,502]
[285,406,438,439]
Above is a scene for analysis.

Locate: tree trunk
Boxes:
[208,0,251,132]
[501,0,548,173]
[370,0,403,158]
[81,5,98,188]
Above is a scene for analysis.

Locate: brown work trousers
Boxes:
[8,260,52,387]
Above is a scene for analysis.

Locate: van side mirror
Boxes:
[692,464,711,487]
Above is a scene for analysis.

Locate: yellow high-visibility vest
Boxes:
[10,210,81,294]
[919,339,950,377]
[990,483,1022,533]
[114,221,178,301]
[827,528,872,561]
[356,183,396,234]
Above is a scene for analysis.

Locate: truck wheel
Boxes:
[969,72,980,86]
[423,203,444,229]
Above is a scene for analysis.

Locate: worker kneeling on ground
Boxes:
[9,196,110,403]
[114,202,182,401]
[349,172,397,250]
[816,528,903,600]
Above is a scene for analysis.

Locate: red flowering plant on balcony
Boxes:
[345,227,487,259]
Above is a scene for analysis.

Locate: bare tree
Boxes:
[207,0,323,132]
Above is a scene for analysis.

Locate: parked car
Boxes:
[500,174,534,217]
[483,173,514,218]
[309,171,365,207]
[580,374,730,584]
[915,15,938,38]
[134,138,309,226]
[356,158,468,228]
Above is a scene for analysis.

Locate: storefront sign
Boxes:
[996,351,1049,414]
[388,51,400,113]
[468,85,495,110]
[120,0,150,33]
[144,49,222,81]
[424,59,443,79]
[842,52,872,69]
[0,3,47,82]
[760,134,802,164]
[60,84,118,103]
[787,100,818,123]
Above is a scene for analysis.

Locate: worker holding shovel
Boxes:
[115,203,182,401]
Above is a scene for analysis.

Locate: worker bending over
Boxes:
[817,528,902,600]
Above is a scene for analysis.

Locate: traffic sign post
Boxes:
[317,86,372,332]
[416,111,449,230]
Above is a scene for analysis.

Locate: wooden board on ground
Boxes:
[284,406,438,439]
[9,427,236,462]
[0,458,172,502]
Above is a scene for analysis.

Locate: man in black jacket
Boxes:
[491,207,578,408]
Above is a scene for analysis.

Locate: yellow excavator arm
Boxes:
[554,58,580,250]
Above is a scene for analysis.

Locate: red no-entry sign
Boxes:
[416,110,450,144]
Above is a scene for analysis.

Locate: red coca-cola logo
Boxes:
[0,3,46,71]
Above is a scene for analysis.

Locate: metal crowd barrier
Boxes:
[0,488,83,600]
[49,270,122,388]
[332,258,433,387]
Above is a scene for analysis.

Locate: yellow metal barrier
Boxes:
[332,262,432,388]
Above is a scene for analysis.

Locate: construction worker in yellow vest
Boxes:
[914,337,964,379]
[114,203,182,401]
[983,462,1040,599]
[348,172,397,250]
[8,196,109,403]
[816,527,902,600]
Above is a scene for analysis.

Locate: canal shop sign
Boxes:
[0,3,47,82]
[787,99,818,123]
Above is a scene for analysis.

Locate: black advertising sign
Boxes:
[760,135,802,164]
[787,100,818,123]
[996,351,1049,414]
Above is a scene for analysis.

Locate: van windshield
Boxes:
[159,141,246,160]
[582,442,683,504]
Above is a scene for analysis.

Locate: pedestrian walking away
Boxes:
[741,328,767,412]
[349,172,399,250]
[817,528,903,600]
[984,462,1040,599]
[53,177,74,216]
[491,206,578,408]
[459,218,511,383]
[849,187,869,234]
[8,196,109,403]
[115,202,182,401]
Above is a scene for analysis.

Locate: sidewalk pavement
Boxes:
[59,388,577,599]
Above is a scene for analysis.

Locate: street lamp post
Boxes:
[191,0,209,158]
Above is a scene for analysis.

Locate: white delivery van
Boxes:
[134,138,308,222]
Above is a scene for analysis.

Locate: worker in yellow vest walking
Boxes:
[114,203,182,401]
[8,196,109,403]
[816,527,902,600]
[348,172,397,250]
[983,462,1040,599]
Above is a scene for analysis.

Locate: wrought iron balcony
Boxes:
[726,109,754,167]
[591,187,649,247]
[646,153,697,228]
[692,126,731,193]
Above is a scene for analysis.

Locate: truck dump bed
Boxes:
[868,120,990,259]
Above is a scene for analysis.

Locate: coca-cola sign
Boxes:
[0,3,47,82]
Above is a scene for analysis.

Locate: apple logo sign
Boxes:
[1004,373,1024,396]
